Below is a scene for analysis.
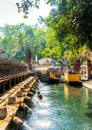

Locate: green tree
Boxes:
[17,0,92,49]
[32,27,46,60]
[0,24,47,62]
[41,28,62,60]
[0,24,35,62]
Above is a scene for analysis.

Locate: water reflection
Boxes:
[19,83,92,130]
[64,84,81,99]
[64,84,69,98]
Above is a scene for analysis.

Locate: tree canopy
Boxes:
[0,0,91,64]
[17,0,92,49]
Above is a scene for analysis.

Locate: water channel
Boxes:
[19,82,92,130]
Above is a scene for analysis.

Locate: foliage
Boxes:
[32,27,46,59]
[50,0,92,48]
[16,0,57,17]
[16,0,40,18]
[0,24,46,62]
[67,0,92,49]
[0,0,92,64]
[43,0,92,63]
[0,24,62,62]
[41,28,62,60]
[17,0,92,49]
[64,45,88,64]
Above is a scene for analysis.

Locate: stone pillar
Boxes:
[8,96,16,104]
[0,107,7,119]
[25,48,32,70]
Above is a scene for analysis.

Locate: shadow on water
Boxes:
[85,112,92,118]
[87,102,92,109]
[85,101,92,118]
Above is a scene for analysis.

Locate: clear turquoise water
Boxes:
[20,83,92,130]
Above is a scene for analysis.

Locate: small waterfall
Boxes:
[22,121,32,130]
[12,116,32,130]
[39,80,43,87]
[23,104,34,113]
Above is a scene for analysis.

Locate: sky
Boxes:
[0,0,51,27]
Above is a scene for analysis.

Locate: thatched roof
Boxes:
[0,58,28,77]
[38,58,61,66]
